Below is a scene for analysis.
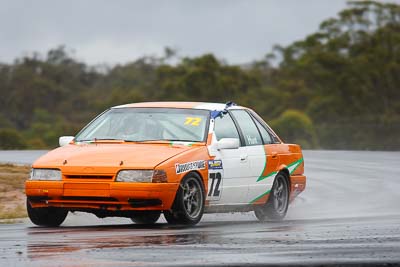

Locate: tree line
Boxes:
[0,1,399,150]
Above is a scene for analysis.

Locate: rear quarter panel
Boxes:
[274,144,306,201]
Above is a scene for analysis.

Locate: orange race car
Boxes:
[25,102,306,226]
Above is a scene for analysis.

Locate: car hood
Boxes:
[33,143,194,174]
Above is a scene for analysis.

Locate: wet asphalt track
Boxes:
[1,150,400,266]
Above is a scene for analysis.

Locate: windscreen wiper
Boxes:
[125,139,196,143]
[164,139,197,142]
[125,139,169,143]
[76,138,125,142]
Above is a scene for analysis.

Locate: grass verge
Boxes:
[0,164,30,220]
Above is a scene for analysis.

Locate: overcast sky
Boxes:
[1,0,396,65]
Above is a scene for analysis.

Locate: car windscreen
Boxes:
[74,107,210,143]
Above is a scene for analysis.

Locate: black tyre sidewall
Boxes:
[169,173,205,225]
[163,210,180,224]
[254,205,268,222]
[27,199,68,227]
[131,210,161,224]
[254,173,289,221]
[266,173,289,220]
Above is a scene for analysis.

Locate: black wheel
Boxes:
[26,199,68,227]
[130,211,161,224]
[254,172,289,221]
[164,173,205,225]
[163,210,180,224]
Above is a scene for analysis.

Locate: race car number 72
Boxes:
[208,172,222,198]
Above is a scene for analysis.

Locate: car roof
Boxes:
[112,102,246,111]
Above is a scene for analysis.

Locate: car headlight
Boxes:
[116,170,154,182]
[116,170,168,183]
[30,169,62,181]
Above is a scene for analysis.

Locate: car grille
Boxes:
[60,196,118,202]
[64,175,114,180]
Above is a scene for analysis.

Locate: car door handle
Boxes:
[271,152,278,159]
[240,155,248,161]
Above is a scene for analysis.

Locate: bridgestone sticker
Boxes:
[175,160,206,174]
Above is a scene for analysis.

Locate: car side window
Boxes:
[249,110,281,143]
[230,110,263,146]
[252,115,272,144]
[213,113,240,141]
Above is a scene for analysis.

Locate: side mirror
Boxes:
[217,138,240,150]
[59,136,74,147]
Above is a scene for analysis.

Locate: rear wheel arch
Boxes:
[254,171,290,221]
[276,167,291,193]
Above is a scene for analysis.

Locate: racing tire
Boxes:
[254,172,289,222]
[163,210,180,224]
[26,199,68,227]
[164,173,205,225]
[130,211,161,224]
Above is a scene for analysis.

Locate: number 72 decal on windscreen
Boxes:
[207,160,223,201]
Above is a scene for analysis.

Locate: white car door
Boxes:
[229,110,269,204]
[207,113,250,205]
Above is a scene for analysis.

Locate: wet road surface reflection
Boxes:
[10,214,397,266]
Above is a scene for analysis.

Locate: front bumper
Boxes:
[25,180,179,211]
